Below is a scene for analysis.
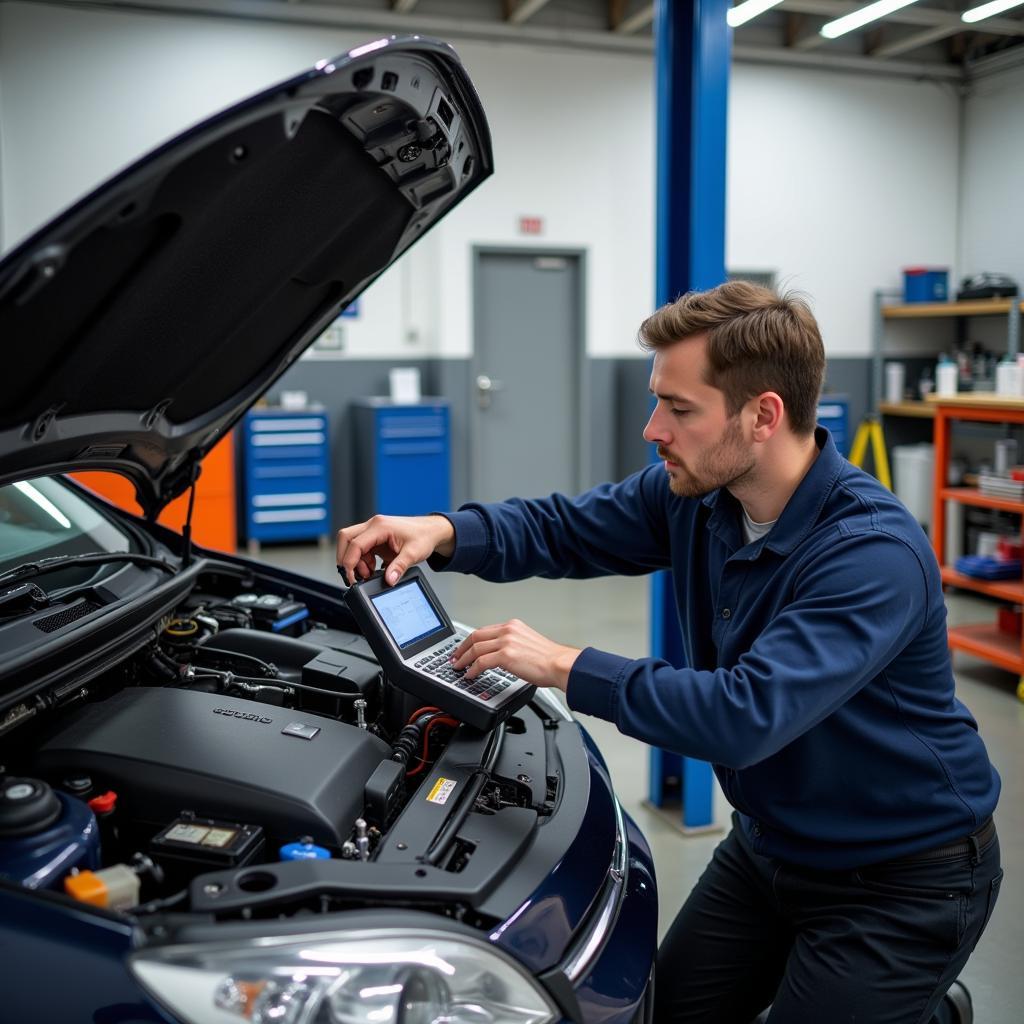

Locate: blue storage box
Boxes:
[903,267,948,303]
[954,555,1022,581]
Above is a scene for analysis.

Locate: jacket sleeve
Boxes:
[429,464,674,581]
[566,532,930,769]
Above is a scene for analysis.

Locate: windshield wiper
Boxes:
[0,552,177,587]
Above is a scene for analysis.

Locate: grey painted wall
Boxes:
[824,356,870,444]
[266,356,619,535]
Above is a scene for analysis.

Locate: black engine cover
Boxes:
[34,687,391,847]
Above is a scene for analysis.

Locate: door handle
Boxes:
[476,374,504,409]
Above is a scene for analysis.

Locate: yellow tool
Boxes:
[848,416,892,490]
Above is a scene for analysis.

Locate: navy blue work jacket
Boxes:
[437,429,1000,870]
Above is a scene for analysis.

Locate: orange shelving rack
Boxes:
[930,395,1024,700]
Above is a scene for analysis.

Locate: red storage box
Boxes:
[997,537,1023,562]
[998,606,1022,635]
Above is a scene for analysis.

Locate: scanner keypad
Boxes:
[412,632,519,701]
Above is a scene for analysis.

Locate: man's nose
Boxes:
[643,407,667,445]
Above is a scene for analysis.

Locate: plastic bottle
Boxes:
[936,355,958,397]
[996,358,1020,397]
[885,362,906,404]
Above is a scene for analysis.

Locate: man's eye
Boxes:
[671,407,691,416]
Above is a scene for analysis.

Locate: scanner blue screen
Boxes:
[371,580,445,649]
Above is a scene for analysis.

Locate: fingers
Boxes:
[452,636,505,677]
[452,625,504,663]
[336,520,368,585]
[381,551,410,587]
[336,520,398,586]
[455,620,581,691]
[336,514,453,587]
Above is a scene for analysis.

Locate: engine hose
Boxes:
[144,649,179,682]
[185,667,364,702]
[194,646,278,678]
[390,712,438,767]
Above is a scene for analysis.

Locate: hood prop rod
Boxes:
[180,464,202,569]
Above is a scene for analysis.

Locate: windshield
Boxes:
[0,477,132,578]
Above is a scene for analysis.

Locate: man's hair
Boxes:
[638,281,825,436]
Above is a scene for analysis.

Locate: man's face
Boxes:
[642,333,755,498]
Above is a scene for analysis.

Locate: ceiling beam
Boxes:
[506,0,554,24]
[871,23,963,58]
[734,41,962,77]
[609,0,629,31]
[616,2,655,34]
[967,38,1024,77]
[784,12,806,46]
[793,29,827,51]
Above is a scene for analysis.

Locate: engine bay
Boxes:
[0,561,565,927]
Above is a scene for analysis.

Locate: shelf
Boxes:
[937,489,1024,516]
[879,400,935,419]
[940,487,1024,514]
[926,393,1024,410]
[940,567,1024,602]
[947,623,1024,674]
[883,300,1023,319]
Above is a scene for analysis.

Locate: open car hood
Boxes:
[0,37,491,517]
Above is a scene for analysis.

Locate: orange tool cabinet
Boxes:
[71,433,236,553]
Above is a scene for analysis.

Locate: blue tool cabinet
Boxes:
[817,396,849,456]
[352,399,450,522]
[240,409,332,549]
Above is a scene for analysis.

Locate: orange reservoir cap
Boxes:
[64,864,139,909]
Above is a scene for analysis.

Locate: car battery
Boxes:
[149,815,264,883]
[230,593,309,634]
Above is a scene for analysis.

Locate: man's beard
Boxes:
[658,416,756,498]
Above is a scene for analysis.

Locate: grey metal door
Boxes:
[472,249,583,504]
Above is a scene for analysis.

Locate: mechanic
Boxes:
[337,280,1002,1024]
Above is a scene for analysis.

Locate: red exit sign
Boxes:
[518,216,543,235]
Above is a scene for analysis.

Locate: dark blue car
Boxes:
[0,38,657,1024]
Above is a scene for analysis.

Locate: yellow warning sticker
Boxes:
[426,777,457,805]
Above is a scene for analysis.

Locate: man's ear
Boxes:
[750,392,784,441]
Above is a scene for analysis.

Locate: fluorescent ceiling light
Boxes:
[820,0,921,38]
[727,0,784,28]
[962,0,1024,22]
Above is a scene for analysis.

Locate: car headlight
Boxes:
[130,928,559,1024]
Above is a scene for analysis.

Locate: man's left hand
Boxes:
[451,619,582,693]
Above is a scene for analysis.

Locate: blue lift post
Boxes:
[647,0,731,832]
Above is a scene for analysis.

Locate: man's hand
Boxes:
[336,514,456,586]
[451,619,582,693]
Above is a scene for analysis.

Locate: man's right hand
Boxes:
[336,514,456,587]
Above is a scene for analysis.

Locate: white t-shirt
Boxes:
[741,506,778,546]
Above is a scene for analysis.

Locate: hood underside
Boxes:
[0,37,491,516]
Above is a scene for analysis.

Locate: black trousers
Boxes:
[655,815,1003,1023]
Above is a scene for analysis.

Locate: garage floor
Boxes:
[262,544,1022,1022]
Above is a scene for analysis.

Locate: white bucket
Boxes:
[892,443,935,527]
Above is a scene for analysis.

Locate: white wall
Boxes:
[960,65,1024,288]
[0,1,964,362]
[728,64,960,357]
